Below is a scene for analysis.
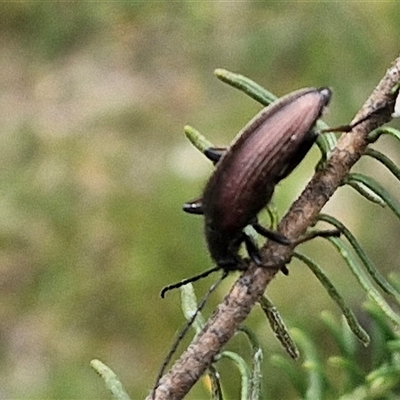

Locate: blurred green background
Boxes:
[0,2,399,399]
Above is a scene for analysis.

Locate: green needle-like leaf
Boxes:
[294,252,370,346]
[344,179,387,207]
[90,359,131,400]
[184,125,215,154]
[220,351,251,400]
[367,126,400,143]
[345,173,400,220]
[236,327,264,400]
[315,118,338,157]
[364,147,400,181]
[214,68,277,106]
[318,214,400,304]
[238,326,261,352]
[249,348,263,400]
[326,237,400,326]
[315,132,337,163]
[259,295,299,360]
[266,204,280,230]
[180,283,205,334]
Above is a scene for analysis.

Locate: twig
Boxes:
[148,55,400,400]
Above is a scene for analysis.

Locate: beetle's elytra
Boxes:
[161,87,332,296]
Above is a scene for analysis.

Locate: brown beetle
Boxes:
[161,87,332,296]
[199,87,332,268]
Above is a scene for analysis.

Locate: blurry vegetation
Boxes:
[0,2,399,399]
[143,288,400,400]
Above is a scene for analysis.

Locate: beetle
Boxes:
[195,88,332,264]
[160,87,334,297]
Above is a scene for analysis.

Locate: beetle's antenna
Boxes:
[152,271,228,399]
[322,104,389,134]
[161,266,222,298]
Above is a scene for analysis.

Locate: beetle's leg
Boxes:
[243,232,289,274]
[204,147,227,164]
[281,266,289,275]
[243,233,263,266]
[251,221,291,245]
[182,147,227,214]
[182,198,204,214]
[160,265,222,298]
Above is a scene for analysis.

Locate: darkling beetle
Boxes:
[161,87,367,297]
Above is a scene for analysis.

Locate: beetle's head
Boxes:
[318,87,333,108]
